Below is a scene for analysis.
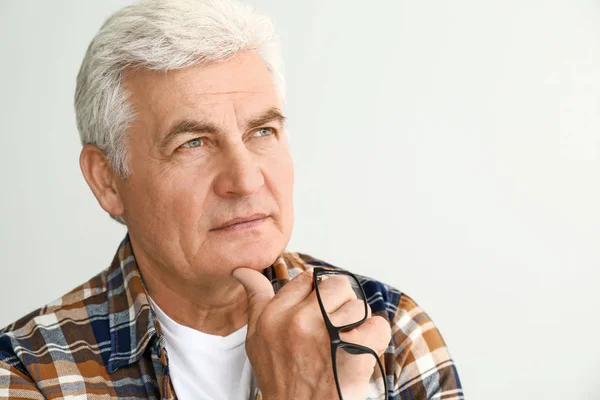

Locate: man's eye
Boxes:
[252,127,275,138]
[181,138,204,149]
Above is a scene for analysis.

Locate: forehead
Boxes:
[123,51,280,134]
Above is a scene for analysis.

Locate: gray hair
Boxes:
[75,0,285,223]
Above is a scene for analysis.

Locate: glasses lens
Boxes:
[316,273,367,329]
[335,346,387,400]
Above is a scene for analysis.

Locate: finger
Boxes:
[327,299,369,328]
[334,347,380,394]
[307,274,358,314]
[271,269,314,309]
[340,316,391,356]
[231,267,275,336]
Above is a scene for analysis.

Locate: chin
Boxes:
[236,242,284,270]
[218,235,287,273]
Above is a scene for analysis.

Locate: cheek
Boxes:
[266,149,294,219]
[163,170,214,221]
[124,165,213,230]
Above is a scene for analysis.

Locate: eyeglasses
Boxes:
[313,267,388,400]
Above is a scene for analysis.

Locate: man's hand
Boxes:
[232,268,391,400]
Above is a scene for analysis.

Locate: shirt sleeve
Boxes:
[0,360,45,400]
[391,294,464,399]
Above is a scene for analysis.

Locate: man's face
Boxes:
[116,51,294,280]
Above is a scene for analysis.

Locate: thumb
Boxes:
[232,267,275,335]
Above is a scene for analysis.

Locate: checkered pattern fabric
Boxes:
[0,235,463,399]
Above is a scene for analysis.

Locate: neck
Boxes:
[134,255,250,337]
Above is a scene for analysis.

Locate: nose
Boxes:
[213,143,265,198]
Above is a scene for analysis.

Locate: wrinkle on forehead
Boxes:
[178,90,272,109]
[123,51,281,144]
[197,90,269,95]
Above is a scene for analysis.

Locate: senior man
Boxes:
[0,1,463,399]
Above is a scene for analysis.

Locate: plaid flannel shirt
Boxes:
[0,235,464,399]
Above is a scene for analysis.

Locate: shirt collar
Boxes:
[105,233,290,373]
[106,234,156,373]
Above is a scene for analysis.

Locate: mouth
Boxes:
[210,213,269,232]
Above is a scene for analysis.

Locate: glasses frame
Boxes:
[312,267,388,400]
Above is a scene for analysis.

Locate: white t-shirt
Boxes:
[149,297,254,400]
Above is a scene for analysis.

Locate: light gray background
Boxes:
[1,1,599,398]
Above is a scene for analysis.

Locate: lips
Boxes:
[210,213,269,231]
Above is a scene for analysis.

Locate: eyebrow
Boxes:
[245,107,287,131]
[158,107,287,151]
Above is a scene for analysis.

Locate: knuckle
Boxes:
[286,313,320,354]
[331,275,349,289]
[371,316,392,349]
[351,298,367,311]
[371,315,391,335]
[255,311,276,336]
[338,276,359,300]
[289,312,311,336]
[342,315,391,354]
[344,299,368,323]
[342,283,357,300]
[320,275,357,301]
[297,269,313,283]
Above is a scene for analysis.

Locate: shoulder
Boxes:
[0,267,111,374]
[282,251,464,398]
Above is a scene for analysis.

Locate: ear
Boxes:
[79,145,125,218]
